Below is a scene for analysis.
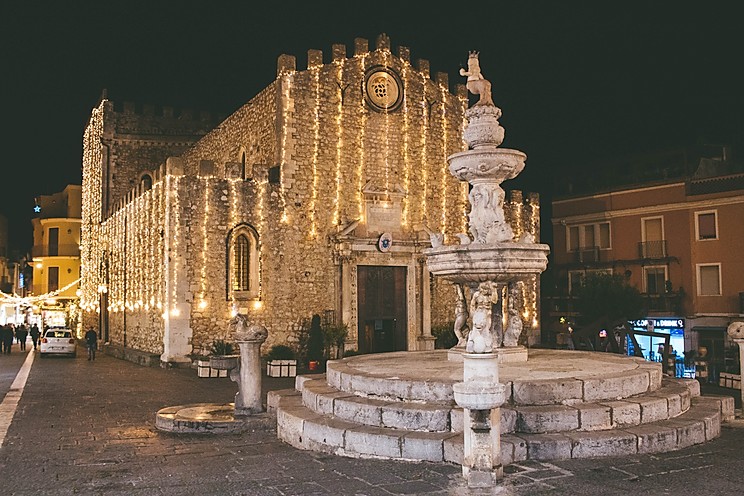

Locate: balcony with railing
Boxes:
[638,240,667,259]
[31,244,80,258]
[573,247,601,263]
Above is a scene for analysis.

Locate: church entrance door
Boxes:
[357,266,407,354]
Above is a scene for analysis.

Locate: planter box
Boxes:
[196,360,228,378]
[267,360,297,378]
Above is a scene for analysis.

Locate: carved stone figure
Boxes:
[229,313,268,343]
[468,183,514,243]
[453,284,469,347]
[467,282,494,353]
[503,282,522,347]
[459,51,494,106]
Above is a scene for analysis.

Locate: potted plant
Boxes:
[322,322,349,360]
[306,314,324,371]
[265,344,297,377]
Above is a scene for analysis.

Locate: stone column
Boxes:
[233,321,268,416]
[727,322,744,408]
[452,352,506,488]
[417,259,436,350]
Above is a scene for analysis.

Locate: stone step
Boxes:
[444,395,734,463]
[294,375,702,435]
[269,390,732,465]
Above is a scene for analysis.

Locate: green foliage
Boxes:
[323,323,349,359]
[210,339,235,356]
[265,344,296,361]
[573,272,644,325]
[432,323,458,349]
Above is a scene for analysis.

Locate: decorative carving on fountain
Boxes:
[424,52,550,354]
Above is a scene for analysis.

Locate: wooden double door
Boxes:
[357,266,407,354]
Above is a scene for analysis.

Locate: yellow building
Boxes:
[31,184,82,328]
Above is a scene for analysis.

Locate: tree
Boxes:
[571,272,645,351]
[573,272,644,325]
[307,314,324,364]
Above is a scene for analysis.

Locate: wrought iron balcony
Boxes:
[638,240,667,259]
[31,244,80,258]
[573,247,600,263]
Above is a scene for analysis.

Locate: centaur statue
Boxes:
[459,51,494,106]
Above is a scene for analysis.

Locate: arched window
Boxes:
[233,234,250,291]
[141,174,153,191]
[227,224,259,300]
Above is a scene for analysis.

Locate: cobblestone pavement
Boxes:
[1,346,743,495]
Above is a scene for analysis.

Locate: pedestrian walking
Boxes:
[1,324,13,354]
[85,328,98,361]
[16,325,28,351]
[30,324,40,350]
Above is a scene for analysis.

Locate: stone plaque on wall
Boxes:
[366,202,402,232]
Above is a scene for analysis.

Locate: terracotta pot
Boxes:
[308,360,319,371]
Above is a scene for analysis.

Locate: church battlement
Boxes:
[275,33,462,93]
[118,101,217,123]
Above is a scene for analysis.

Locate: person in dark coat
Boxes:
[1,325,13,354]
[85,328,98,361]
[30,324,40,350]
[15,325,28,351]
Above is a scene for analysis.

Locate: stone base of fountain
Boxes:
[448,346,528,363]
[155,403,274,434]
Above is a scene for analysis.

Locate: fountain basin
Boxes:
[424,242,549,284]
[453,381,506,410]
[448,148,526,184]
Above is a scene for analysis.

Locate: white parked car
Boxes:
[40,328,77,357]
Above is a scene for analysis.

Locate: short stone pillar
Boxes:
[452,353,506,488]
[232,316,268,416]
[727,322,744,409]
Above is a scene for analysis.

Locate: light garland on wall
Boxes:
[356,53,367,222]
[308,65,321,239]
[420,74,429,222]
[439,84,448,236]
[333,58,344,227]
[199,177,210,309]
[279,71,294,224]
[459,93,469,235]
[401,63,411,227]
[0,278,82,305]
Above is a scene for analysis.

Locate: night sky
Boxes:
[4,1,742,254]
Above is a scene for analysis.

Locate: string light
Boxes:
[356,53,367,221]
[420,73,429,221]
[308,64,321,238]
[279,71,294,224]
[439,84,448,236]
[401,62,411,227]
[332,58,344,226]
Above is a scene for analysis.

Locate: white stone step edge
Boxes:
[271,393,732,465]
[290,376,702,435]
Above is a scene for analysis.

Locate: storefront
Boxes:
[628,318,689,377]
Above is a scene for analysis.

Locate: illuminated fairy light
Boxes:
[401,63,411,227]
[200,177,210,308]
[459,94,469,235]
[513,197,524,239]
[356,53,367,221]
[0,278,82,305]
[439,84,448,236]
[332,58,344,226]
[420,73,429,220]
[256,177,266,301]
[229,179,239,313]
[278,71,295,224]
[308,64,321,238]
[383,50,391,193]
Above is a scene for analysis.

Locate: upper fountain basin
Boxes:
[424,241,549,284]
[448,148,526,184]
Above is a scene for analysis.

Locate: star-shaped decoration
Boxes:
[33,205,41,213]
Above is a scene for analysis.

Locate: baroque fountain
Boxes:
[423,51,549,488]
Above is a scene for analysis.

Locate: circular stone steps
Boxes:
[270,349,734,464]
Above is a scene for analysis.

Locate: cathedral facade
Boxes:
[80,34,542,365]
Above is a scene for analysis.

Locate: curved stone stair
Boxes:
[269,373,734,464]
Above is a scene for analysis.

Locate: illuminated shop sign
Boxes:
[631,318,685,329]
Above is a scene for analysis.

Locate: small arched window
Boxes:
[227,224,259,300]
[141,174,153,191]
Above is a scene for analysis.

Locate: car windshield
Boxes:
[45,330,72,338]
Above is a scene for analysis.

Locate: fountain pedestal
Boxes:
[452,353,506,487]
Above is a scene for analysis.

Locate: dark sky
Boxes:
[4,1,742,253]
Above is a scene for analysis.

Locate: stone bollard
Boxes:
[231,316,268,416]
[452,352,506,488]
